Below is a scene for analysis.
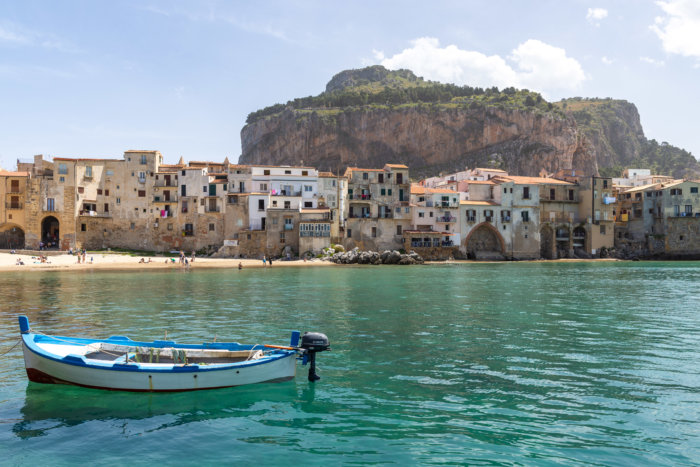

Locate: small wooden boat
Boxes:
[18,316,329,392]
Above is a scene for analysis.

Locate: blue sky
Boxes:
[1,0,699,171]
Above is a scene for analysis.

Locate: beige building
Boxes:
[344,164,411,251]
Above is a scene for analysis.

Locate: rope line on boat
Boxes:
[0,338,21,356]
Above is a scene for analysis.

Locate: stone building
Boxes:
[344,164,411,251]
[0,169,30,249]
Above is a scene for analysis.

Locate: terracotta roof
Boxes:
[346,167,384,172]
[464,180,495,185]
[0,170,30,177]
[411,185,427,195]
[384,164,408,169]
[212,180,228,184]
[124,150,159,153]
[318,172,335,177]
[494,175,573,185]
[54,157,122,162]
[460,200,499,206]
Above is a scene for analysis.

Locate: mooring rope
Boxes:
[0,338,22,357]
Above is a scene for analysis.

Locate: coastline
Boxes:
[0,252,624,273]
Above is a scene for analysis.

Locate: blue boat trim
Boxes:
[18,315,296,374]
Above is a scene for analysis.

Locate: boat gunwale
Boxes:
[22,333,297,373]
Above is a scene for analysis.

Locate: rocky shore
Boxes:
[327,248,424,265]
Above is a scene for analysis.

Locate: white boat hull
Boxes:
[22,339,297,392]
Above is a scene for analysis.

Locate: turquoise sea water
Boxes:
[0,262,699,465]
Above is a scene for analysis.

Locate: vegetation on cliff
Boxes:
[243,66,698,179]
[246,66,560,125]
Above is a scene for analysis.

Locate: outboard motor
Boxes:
[300,332,330,382]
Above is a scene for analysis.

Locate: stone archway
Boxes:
[540,225,554,259]
[465,223,505,259]
[41,216,60,249]
[0,224,25,249]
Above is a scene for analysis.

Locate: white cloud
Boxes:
[586,7,609,25]
[640,56,666,67]
[377,37,585,98]
[651,0,700,59]
[0,20,80,52]
[601,56,614,65]
[0,22,30,45]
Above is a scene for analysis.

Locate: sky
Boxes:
[1,0,699,171]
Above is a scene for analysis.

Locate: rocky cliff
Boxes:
[240,66,698,178]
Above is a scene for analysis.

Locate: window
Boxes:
[521,211,530,222]
[600,224,606,235]
[264,169,270,175]
[691,187,698,194]
[674,205,680,216]
[504,188,507,194]
[260,183,268,191]
[58,163,68,174]
[523,187,530,199]
[362,172,369,180]
[141,155,147,164]
[59,176,65,182]
[302,170,308,176]
[184,224,194,236]
[550,188,555,200]
[304,185,312,192]
[685,205,693,214]
[209,223,215,232]
[371,227,377,237]
[81,223,86,231]
[272,217,278,225]
[418,211,425,218]
[85,166,93,178]
[258,199,265,211]
[78,187,84,194]
[138,171,146,182]
[106,170,114,176]
[671,188,682,196]
[46,198,55,211]
[603,179,608,188]
[105,189,109,196]
[466,209,476,222]
[97,189,102,195]
[381,188,386,196]
[181,200,187,212]
[228,195,238,204]
[285,170,291,174]
[378,173,384,183]
[168,223,173,231]
[388,189,392,196]
[396,225,402,235]
[203,186,208,193]
[116,197,121,204]
[182,170,186,176]
[138,190,146,197]
[347,228,352,238]
[304,201,312,208]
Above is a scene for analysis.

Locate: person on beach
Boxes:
[191,251,195,263]
[268,257,273,267]
[238,262,242,270]
[139,258,145,263]
[82,249,86,263]
[262,256,266,266]
[77,255,81,264]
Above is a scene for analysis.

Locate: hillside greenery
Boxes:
[246,67,560,125]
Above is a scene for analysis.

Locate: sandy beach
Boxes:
[0,251,334,272]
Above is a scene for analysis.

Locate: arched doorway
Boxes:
[41,216,60,249]
[465,223,505,259]
[0,224,25,249]
[540,225,554,259]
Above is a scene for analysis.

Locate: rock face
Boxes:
[240,105,595,177]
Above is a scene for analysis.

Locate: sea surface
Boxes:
[0,262,699,465]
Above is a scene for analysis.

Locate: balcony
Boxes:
[153,194,178,203]
[350,194,372,200]
[284,224,294,230]
[410,240,455,248]
[8,188,22,194]
[156,211,173,219]
[6,202,23,210]
[501,216,511,223]
[79,210,111,218]
[205,206,221,213]
[437,216,456,223]
[540,196,577,203]
[439,202,459,208]
[271,190,302,197]
[377,213,393,219]
[154,180,178,187]
[466,216,476,223]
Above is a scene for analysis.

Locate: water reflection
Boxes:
[14,381,301,439]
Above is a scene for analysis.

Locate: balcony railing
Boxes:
[79,210,111,217]
[6,202,23,210]
[439,202,459,208]
[437,216,456,223]
[154,195,178,203]
[8,188,22,194]
[205,206,221,213]
[284,224,294,230]
[154,180,178,187]
[271,190,302,197]
[350,194,372,200]
[348,213,372,219]
[410,240,455,248]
